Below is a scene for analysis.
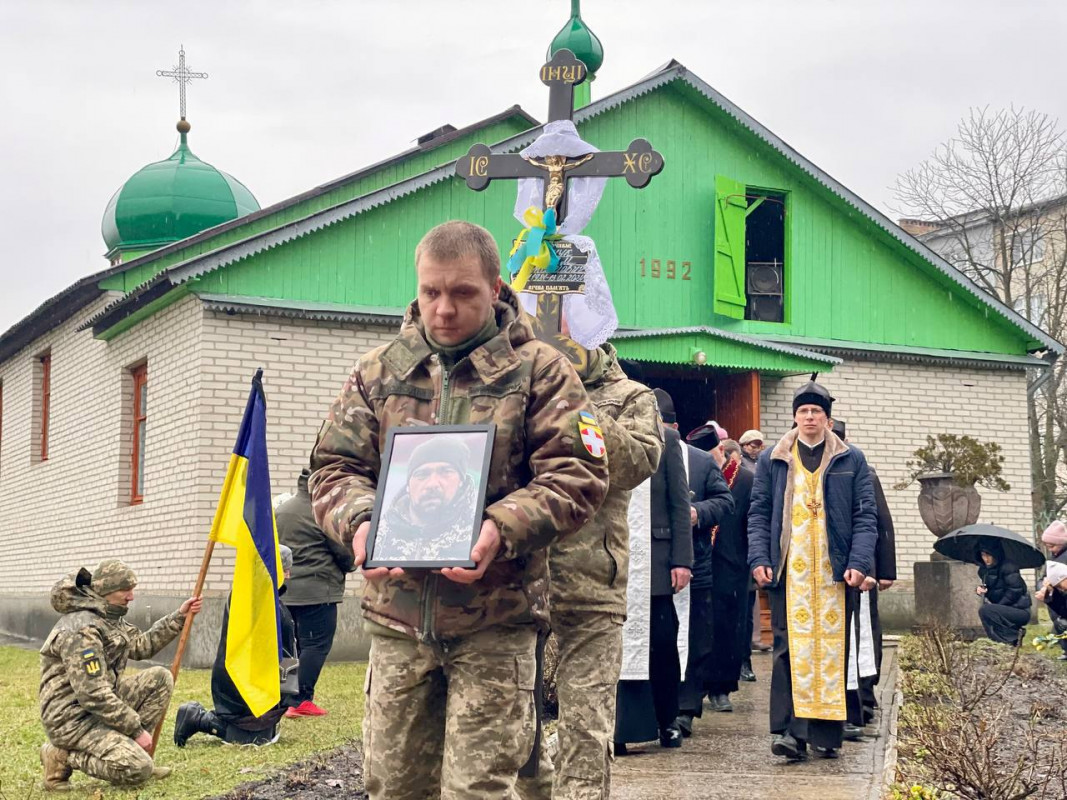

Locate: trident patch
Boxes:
[81,648,101,676]
[578,411,606,459]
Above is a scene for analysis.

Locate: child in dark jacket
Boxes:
[975,540,1031,645]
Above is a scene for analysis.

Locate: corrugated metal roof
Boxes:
[759,335,1052,370]
[613,325,840,365]
[198,294,404,326]
[86,62,1063,357]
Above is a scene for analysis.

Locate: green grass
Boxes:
[0,645,366,799]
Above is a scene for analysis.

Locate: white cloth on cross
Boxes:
[513,120,619,349]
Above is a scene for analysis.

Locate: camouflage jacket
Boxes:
[309,285,609,640]
[39,570,185,745]
[548,345,663,615]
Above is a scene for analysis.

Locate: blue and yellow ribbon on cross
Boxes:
[507,206,561,292]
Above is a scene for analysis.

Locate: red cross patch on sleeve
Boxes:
[578,410,606,459]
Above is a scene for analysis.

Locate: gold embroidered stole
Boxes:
[785,443,846,720]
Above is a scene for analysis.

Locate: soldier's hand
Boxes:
[689,507,698,526]
[440,519,501,585]
[671,567,691,592]
[134,730,153,752]
[878,579,894,591]
[353,521,403,582]
[860,576,877,592]
[844,569,866,588]
[753,566,774,588]
[179,596,203,616]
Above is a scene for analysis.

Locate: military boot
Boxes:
[40,743,72,791]
[152,766,173,780]
[174,701,223,747]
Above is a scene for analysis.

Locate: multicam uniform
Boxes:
[518,344,663,800]
[39,567,185,787]
[309,285,609,799]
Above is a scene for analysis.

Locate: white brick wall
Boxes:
[194,310,396,594]
[760,360,1033,582]
[0,296,396,599]
[0,293,206,595]
[0,297,1033,606]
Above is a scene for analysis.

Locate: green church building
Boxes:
[0,7,1058,660]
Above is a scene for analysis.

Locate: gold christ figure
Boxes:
[524,153,595,211]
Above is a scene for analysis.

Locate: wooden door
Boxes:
[714,371,760,441]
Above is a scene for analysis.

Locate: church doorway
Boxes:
[625,365,761,443]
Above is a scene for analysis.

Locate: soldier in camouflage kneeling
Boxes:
[38,559,202,791]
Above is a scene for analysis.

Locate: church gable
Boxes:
[91,66,1056,359]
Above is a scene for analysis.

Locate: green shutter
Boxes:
[714,175,748,319]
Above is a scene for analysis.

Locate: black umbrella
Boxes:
[934,523,1045,569]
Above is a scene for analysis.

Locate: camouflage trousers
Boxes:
[364,624,537,799]
[64,666,173,786]
[516,611,624,800]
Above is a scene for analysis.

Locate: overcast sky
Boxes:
[1,0,1065,330]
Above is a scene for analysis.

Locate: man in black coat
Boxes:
[676,425,735,732]
[749,378,877,761]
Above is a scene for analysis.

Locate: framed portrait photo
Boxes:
[364,424,496,570]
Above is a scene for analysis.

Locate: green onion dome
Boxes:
[102,119,259,253]
[548,0,604,76]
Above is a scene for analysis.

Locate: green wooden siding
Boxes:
[120,80,1036,358]
[98,113,534,294]
[612,332,832,374]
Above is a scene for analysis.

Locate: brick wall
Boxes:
[0,294,206,595]
[195,310,397,594]
[760,360,1033,583]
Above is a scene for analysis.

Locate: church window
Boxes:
[130,363,147,504]
[34,351,51,463]
[714,177,787,323]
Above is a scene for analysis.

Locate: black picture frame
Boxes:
[364,424,496,569]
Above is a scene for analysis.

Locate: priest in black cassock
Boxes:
[748,378,877,761]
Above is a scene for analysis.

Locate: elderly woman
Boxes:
[975,540,1031,645]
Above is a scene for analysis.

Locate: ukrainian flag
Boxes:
[209,369,283,717]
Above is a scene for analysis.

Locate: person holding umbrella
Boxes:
[975,540,1031,645]
[935,523,1043,646]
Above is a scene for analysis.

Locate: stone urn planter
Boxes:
[917,472,982,539]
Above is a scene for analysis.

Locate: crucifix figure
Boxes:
[156,45,208,120]
[806,495,822,523]
[455,48,664,340]
[456,50,663,225]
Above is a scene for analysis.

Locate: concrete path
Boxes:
[611,647,897,800]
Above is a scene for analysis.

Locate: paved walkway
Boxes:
[612,647,897,800]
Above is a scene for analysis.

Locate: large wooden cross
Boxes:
[455,49,664,340]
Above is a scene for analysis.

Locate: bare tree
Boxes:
[893,106,1067,526]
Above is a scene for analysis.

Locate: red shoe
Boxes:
[286,700,328,717]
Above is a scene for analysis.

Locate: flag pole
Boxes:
[149,537,216,755]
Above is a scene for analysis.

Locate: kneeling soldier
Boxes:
[38,559,202,791]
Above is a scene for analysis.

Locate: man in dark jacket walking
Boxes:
[278,469,355,717]
[749,378,877,761]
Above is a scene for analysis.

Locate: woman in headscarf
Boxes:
[975,540,1031,645]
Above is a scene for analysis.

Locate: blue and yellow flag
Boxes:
[209,369,283,717]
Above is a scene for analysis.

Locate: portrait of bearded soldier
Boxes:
[374,436,479,562]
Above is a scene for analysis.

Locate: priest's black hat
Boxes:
[792,373,834,416]
[652,388,676,424]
